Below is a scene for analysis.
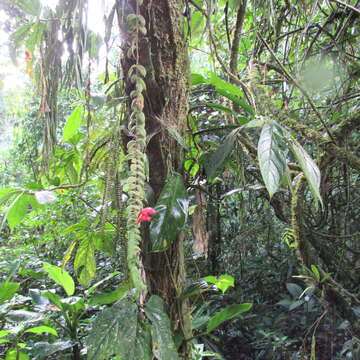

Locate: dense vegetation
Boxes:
[0,0,359,359]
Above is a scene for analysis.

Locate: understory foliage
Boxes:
[0,0,359,359]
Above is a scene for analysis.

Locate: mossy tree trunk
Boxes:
[117,0,192,356]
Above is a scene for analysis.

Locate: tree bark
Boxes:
[117,0,192,356]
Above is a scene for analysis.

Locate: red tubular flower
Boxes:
[136,207,157,224]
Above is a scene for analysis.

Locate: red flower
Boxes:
[136,207,156,224]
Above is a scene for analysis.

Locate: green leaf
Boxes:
[191,73,207,86]
[62,105,84,143]
[0,330,11,337]
[310,265,321,282]
[207,303,252,333]
[86,301,152,360]
[286,283,303,298]
[258,123,287,198]
[5,349,29,360]
[6,193,30,231]
[89,282,129,305]
[15,0,41,16]
[203,102,235,114]
[208,73,243,97]
[43,263,75,296]
[290,139,323,205]
[204,274,235,293]
[5,310,44,324]
[74,237,96,285]
[150,173,189,252]
[25,326,58,336]
[0,282,20,305]
[145,295,180,360]
[10,23,35,46]
[26,22,45,51]
[204,128,239,179]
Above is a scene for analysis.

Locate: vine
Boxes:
[124,0,148,294]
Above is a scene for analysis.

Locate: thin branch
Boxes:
[329,0,360,15]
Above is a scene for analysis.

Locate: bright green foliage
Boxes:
[203,274,235,293]
[42,263,75,296]
[62,105,84,143]
[0,282,19,305]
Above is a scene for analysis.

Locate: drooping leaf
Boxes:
[204,128,239,179]
[258,123,287,198]
[290,139,323,205]
[145,295,180,360]
[62,105,84,143]
[86,301,152,360]
[26,21,45,51]
[0,282,20,305]
[150,173,189,252]
[191,73,207,86]
[43,263,75,296]
[207,303,253,333]
[74,237,96,285]
[25,326,58,337]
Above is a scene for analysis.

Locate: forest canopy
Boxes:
[0,0,359,359]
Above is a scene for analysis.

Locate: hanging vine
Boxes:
[124,0,148,294]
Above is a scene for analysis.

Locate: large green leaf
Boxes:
[150,173,189,252]
[144,295,180,360]
[0,282,20,305]
[43,263,75,296]
[203,274,234,293]
[5,349,29,360]
[89,282,129,306]
[204,128,239,179]
[258,123,287,198]
[62,105,83,143]
[74,237,96,285]
[86,301,152,360]
[290,139,323,205]
[25,325,58,337]
[207,303,253,333]
[6,193,30,231]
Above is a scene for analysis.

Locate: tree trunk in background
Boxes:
[118,0,192,355]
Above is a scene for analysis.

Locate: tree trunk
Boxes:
[117,0,192,356]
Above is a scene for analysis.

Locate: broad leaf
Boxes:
[290,139,322,205]
[204,128,239,179]
[89,282,129,305]
[5,349,29,360]
[25,326,58,336]
[62,105,83,142]
[145,295,180,360]
[7,193,30,231]
[43,263,75,296]
[0,282,20,305]
[5,310,44,325]
[258,123,287,198]
[150,173,189,252]
[207,303,253,333]
[86,301,151,360]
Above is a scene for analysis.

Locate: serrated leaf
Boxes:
[144,295,180,360]
[207,303,252,333]
[43,263,75,296]
[150,173,189,252]
[86,301,151,360]
[0,282,20,305]
[62,105,83,143]
[290,139,322,205]
[204,128,239,179]
[258,123,287,198]
[74,237,96,285]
